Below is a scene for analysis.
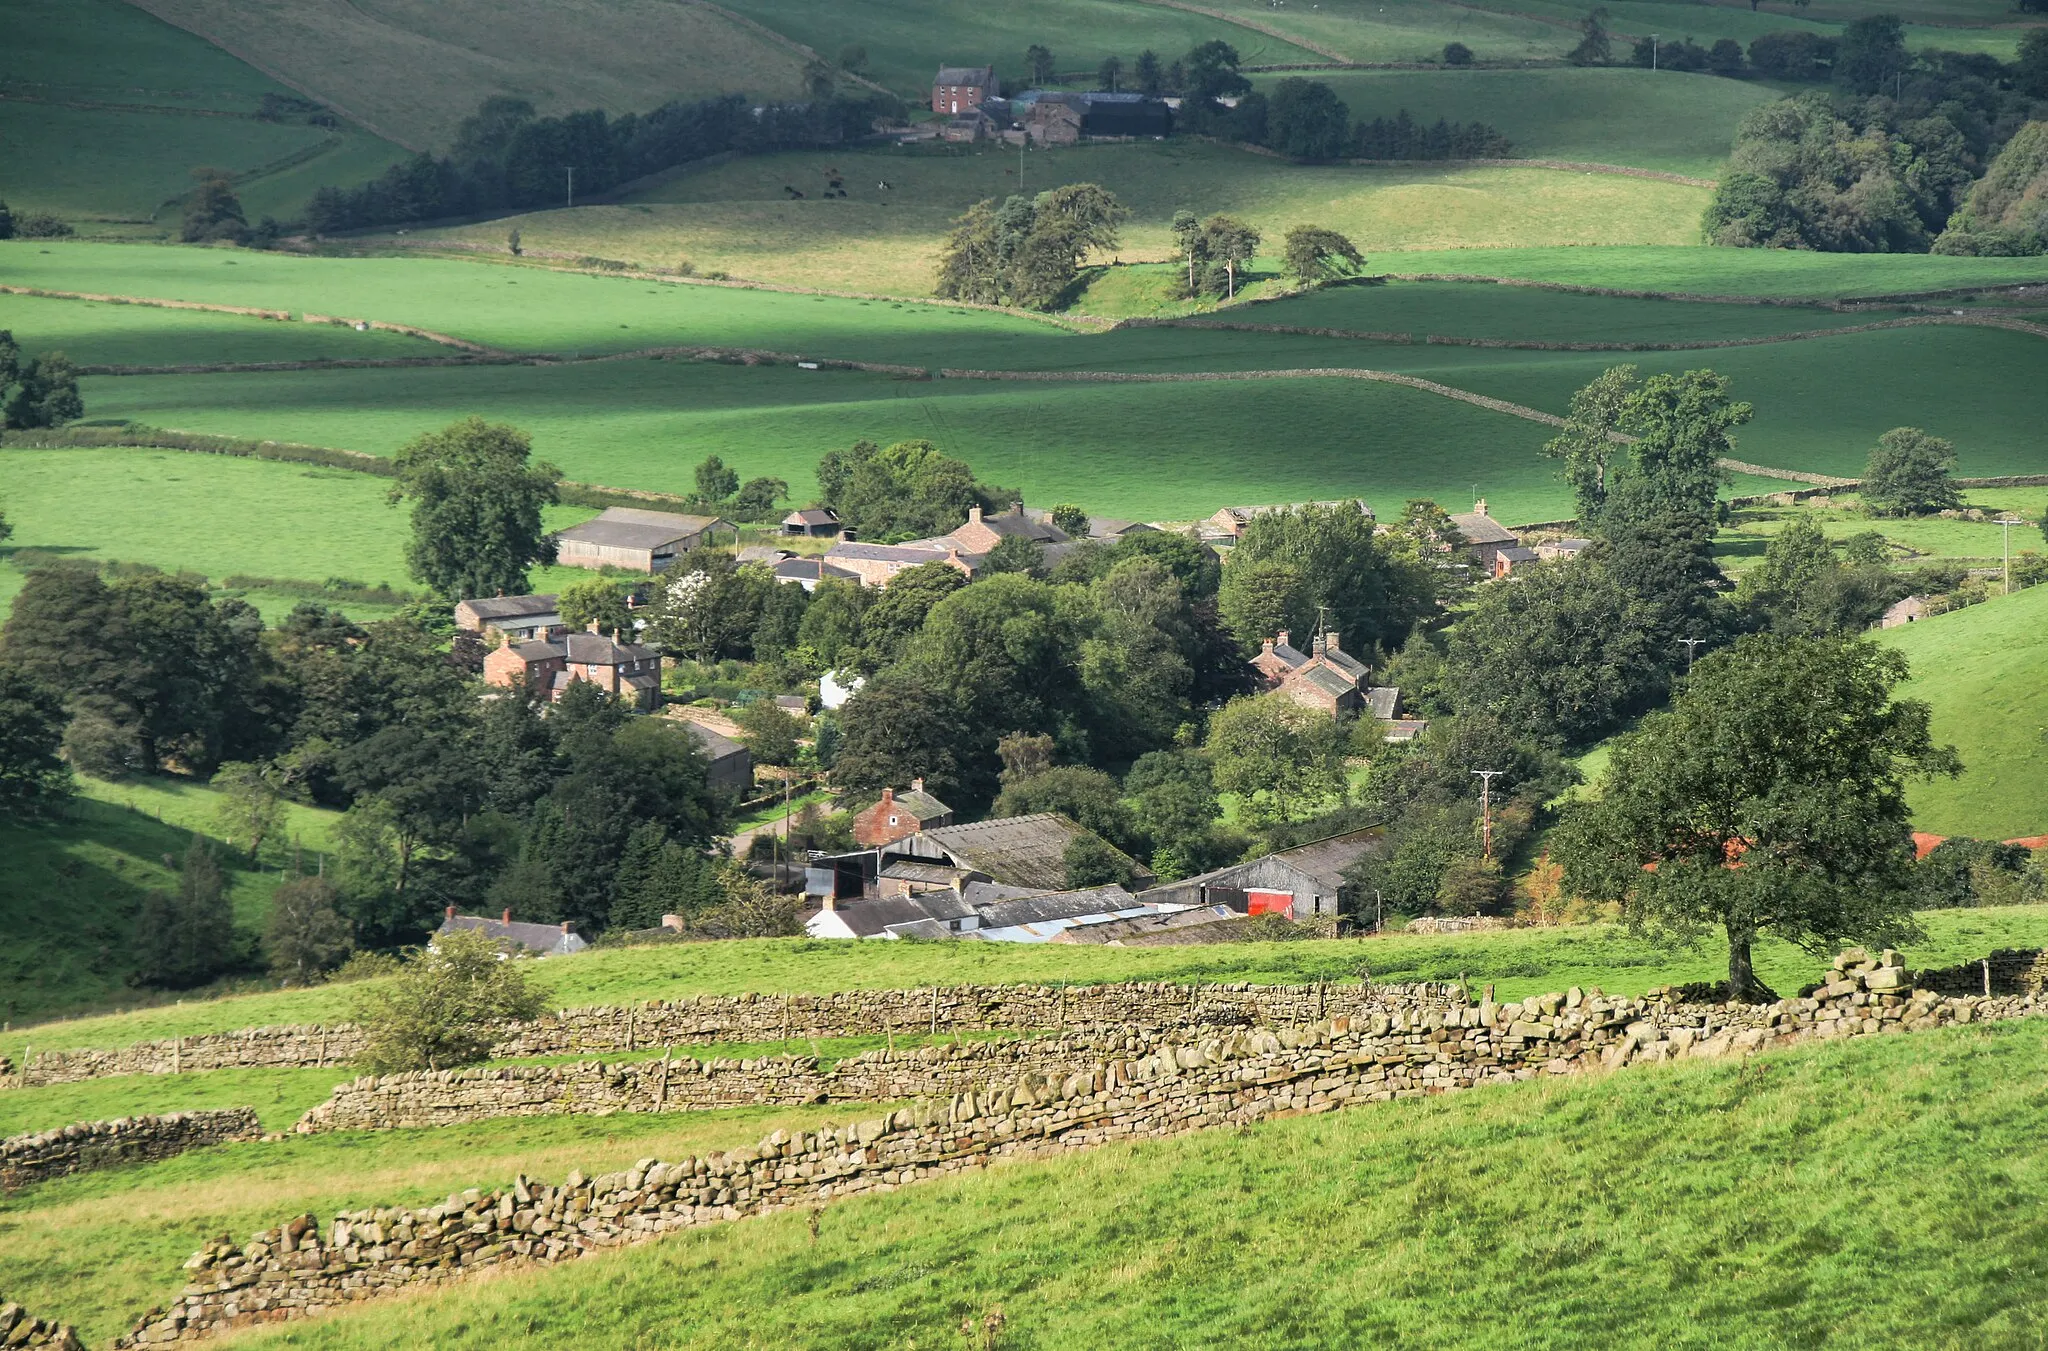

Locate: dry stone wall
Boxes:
[116,950,2048,1344]
[1,1109,260,1191]
[0,1303,85,1350]
[12,980,1455,1087]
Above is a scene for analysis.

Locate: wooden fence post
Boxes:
[930,985,940,1037]
[1983,958,1992,998]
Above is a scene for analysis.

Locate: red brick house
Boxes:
[853,779,954,848]
[1252,631,1371,717]
[932,65,995,115]
[482,625,663,710]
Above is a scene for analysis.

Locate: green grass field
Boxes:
[121,0,813,150]
[1716,491,2046,572]
[14,1018,2048,1346]
[1472,0,2034,54]
[1375,244,2048,297]
[0,772,343,1024]
[715,0,1323,95]
[0,0,412,225]
[1880,582,2048,841]
[1175,0,1579,63]
[0,294,444,366]
[22,903,2048,1052]
[1253,67,1778,178]
[420,141,1710,295]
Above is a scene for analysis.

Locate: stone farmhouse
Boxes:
[483,625,664,710]
[554,507,735,574]
[821,504,1085,588]
[1448,502,1519,571]
[852,780,955,848]
[454,593,564,643]
[1250,629,1389,718]
[436,907,588,956]
[931,64,995,115]
[1202,499,1374,545]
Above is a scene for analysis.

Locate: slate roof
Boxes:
[1384,718,1428,742]
[1320,645,1371,683]
[880,859,979,886]
[508,639,560,661]
[1363,686,1401,720]
[1269,639,1310,668]
[1292,664,1357,699]
[774,557,863,585]
[826,541,953,564]
[438,914,586,956]
[934,65,995,87]
[1497,546,1541,565]
[1023,509,1155,540]
[1448,511,1517,546]
[1060,904,1237,945]
[557,507,725,551]
[683,722,747,763]
[736,546,794,565]
[784,508,840,527]
[887,788,954,820]
[912,813,1152,892]
[826,896,952,939]
[463,594,559,621]
[561,631,657,664]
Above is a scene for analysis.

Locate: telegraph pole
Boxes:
[566,166,576,209]
[1472,769,1503,860]
[1999,516,2024,594]
[1679,637,1706,671]
[1651,34,1659,70]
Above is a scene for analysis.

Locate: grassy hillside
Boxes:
[1375,244,2048,297]
[0,0,409,226]
[1716,490,2045,574]
[124,0,813,151]
[713,0,1324,95]
[12,1020,2048,1346]
[1162,0,1577,63]
[1475,0,2035,55]
[416,141,1710,294]
[1255,67,1777,178]
[22,904,2048,1052]
[0,775,341,1024]
[0,293,445,366]
[1881,582,2048,841]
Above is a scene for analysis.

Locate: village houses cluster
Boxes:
[442,490,1566,955]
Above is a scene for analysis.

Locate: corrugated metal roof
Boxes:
[975,885,1135,928]
[557,507,725,551]
[463,594,558,620]
[913,813,1151,892]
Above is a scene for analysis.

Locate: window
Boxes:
[888,815,899,826]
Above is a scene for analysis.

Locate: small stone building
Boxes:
[1449,502,1519,571]
[1881,595,1930,628]
[454,593,562,642]
[782,507,841,537]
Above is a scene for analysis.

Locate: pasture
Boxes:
[713,0,1323,95]
[116,0,812,150]
[1882,582,2048,842]
[418,141,1711,294]
[1473,0,2034,54]
[1715,491,2047,572]
[0,0,410,225]
[206,1025,2048,1349]
[1252,67,1776,178]
[1375,244,2048,297]
[1165,0,1575,63]
[0,293,444,367]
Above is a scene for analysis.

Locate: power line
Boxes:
[1472,769,1503,860]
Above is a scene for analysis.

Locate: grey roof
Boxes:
[885,788,953,820]
[562,631,657,663]
[1292,664,1358,699]
[508,639,560,660]
[881,859,978,886]
[1497,546,1541,564]
[1449,512,1517,546]
[774,557,863,584]
[557,507,726,551]
[960,879,1046,908]
[952,511,1067,546]
[1024,509,1154,540]
[1270,828,1384,891]
[976,885,1136,929]
[1320,645,1371,683]
[1269,640,1310,668]
[784,508,840,526]
[773,694,808,712]
[885,917,963,941]
[826,541,953,564]
[1384,718,1428,742]
[935,65,995,86]
[683,722,747,763]
[737,546,794,564]
[1061,904,1237,945]
[826,895,951,939]
[462,593,559,621]
[1363,686,1401,720]
[438,914,586,956]
[1544,537,1593,553]
[912,813,1152,892]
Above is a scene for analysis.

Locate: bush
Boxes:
[352,928,549,1071]
[133,838,236,989]
[693,866,804,937]
[14,212,74,239]
[1443,42,1473,66]
[264,875,355,982]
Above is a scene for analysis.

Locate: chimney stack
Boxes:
[1312,633,1326,658]
[882,787,895,805]
[561,921,571,934]
[445,905,456,920]
[1475,496,1488,516]
[837,528,856,542]
[1325,630,1341,654]
[968,506,984,525]
[912,777,924,794]
[502,908,512,924]
[1277,629,1290,649]
[821,893,836,914]
[1261,637,1275,656]
[586,619,600,633]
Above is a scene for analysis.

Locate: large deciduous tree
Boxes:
[1219,501,1433,657]
[390,418,561,599]
[0,664,71,820]
[0,330,84,430]
[1281,225,1365,285]
[1265,79,1351,160]
[1861,427,1961,517]
[1205,694,1347,825]
[1552,635,1958,1000]
[934,184,1128,310]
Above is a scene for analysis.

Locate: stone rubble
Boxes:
[0,1302,85,1349]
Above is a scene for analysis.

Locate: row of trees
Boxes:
[303,90,898,234]
[0,330,84,430]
